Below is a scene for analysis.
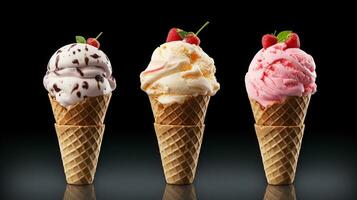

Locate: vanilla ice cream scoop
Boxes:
[44,43,116,107]
[140,41,220,105]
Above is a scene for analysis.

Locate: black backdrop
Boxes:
[1,2,357,199]
[3,8,356,133]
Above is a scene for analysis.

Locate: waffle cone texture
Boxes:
[48,94,111,126]
[149,95,210,184]
[55,124,105,184]
[250,95,310,185]
[250,95,310,126]
[49,94,111,185]
[149,95,210,125]
[154,124,204,184]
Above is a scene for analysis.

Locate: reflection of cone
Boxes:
[63,184,96,200]
[162,184,197,200]
[48,94,111,125]
[149,95,210,125]
[250,95,310,126]
[55,124,105,185]
[255,125,304,185]
[154,124,204,185]
[264,185,296,200]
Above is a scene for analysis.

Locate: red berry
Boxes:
[166,28,182,42]
[262,34,277,49]
[87,38,100,48]
[285,33,300,48]
[184,33,200,45]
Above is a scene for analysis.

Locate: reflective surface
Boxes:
[63,185,96,200]
[162,184,197,200]
[1,131,356,199]
[263,185,296,200]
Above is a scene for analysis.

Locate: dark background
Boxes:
[1,2,356,199]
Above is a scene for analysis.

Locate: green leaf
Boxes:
[277,30,292,42]
[178,30,188,38]
[75,36,86,43]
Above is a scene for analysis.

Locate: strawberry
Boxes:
[87,32,103,48]
[262,34,277,49]
[184,33,200,45]
[166,28,183,42]
[165,21,209,46]
[87,38,100,48]
[285,33,300,48]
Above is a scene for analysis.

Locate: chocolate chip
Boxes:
[73,51,76,55]
[68,44,77,51]
[72,59,79,65]
[85,45,88,51]
[76,91,81,98]
[95,75,104,83]
[53,84,61,92]
[71,83,79,93]
[76,68,84,76]
[77,49,81,52]
[56,49,62,54]
[82,81,89,89]
[90,54,100,59]
[85,57,89,65]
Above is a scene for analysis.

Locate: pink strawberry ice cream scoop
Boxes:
[245,42,317,107]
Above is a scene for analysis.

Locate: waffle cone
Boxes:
[263,185,296,200]
[255,125,304,185]
[55,124,105,185]
[149,95,210,125]
[48,93,112,125]
[154,124,204,185]
[162,184,197,200]
[250,95,310,126]
[63,184,96,200]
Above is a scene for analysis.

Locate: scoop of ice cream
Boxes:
[140,41,220,105]
[44,43,116,107]
[245,42,316,107]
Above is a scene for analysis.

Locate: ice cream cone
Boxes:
[162,184,197,200]
[48,93,112,126]
[255,125,304,185]
[55,124,105,185]
[154,124,204,184]
[250,95,310,126]
[63,184,96,200]
[263,185,296,200]
[149,95,210,125]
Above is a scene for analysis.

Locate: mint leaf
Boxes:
[178,30,188,38]
[277,30,292,42]
[76,36,86,43]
